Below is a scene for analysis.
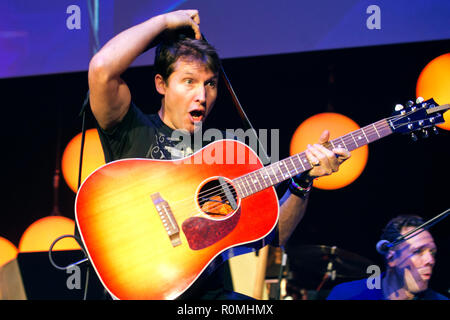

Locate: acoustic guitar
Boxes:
[75,98,448,299]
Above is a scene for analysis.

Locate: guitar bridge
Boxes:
[151,193,181,247]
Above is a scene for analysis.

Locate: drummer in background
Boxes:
[327,215,448,300]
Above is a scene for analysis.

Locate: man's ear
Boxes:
[155,74,166,95]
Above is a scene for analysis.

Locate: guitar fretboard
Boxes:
[233,118,393,198]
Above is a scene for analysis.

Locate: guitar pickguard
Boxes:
[181,209,241,250]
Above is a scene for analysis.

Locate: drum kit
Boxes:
[265,244,375,300]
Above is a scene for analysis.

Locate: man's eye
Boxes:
[185,79,193,84]
[206,80,217,88]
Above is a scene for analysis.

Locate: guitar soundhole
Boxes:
[197,178,239,218]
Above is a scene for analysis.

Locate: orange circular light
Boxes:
[0,237,18,267]
[19,216,80,252]
[61,129,105,193]
[416,53,450,130]
[290,113,368,190]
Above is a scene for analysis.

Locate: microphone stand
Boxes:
[315,246,337,293]
[390,208,450,248]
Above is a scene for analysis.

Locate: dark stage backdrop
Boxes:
[2,0,450,78]
[1,39,449,297]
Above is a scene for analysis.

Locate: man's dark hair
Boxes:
[380,215,425,243]
[154,33,220,82]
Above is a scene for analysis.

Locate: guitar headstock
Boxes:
[389,97,449,140]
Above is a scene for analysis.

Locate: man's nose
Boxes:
[195,85,206,104]
[423,250,435,266]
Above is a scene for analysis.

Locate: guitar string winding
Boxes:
[169,112,420,217]
[169,115,413,216]
[173,114,401,204]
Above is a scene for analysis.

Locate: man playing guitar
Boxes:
[86,9,350,299]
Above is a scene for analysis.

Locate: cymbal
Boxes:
[286,245,374,279]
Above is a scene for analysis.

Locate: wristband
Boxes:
[288,176,312,197]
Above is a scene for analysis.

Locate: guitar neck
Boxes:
[233,118,393,198]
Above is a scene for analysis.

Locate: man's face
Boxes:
[156,58,218,134]
[389,227,437,294]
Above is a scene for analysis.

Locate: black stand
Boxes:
[390,207,450,248]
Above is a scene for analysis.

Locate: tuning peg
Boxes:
[416,97,424,104]
[394,104,404,111]
[406,100,414,107]
[432,127,439,135]
[421,129,429,138]
[410,132,418,141]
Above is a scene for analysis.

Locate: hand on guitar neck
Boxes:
[303,130,351,181]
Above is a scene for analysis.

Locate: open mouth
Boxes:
[189,110,205,122]
[421,273,431,280]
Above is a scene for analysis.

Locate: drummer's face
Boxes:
[389,227,437,294]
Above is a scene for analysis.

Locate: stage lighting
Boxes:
[61,129,105,193]
[290,113,368,190]
[0,237,18,267]
[416,53,450,131]
[18,216,80,253]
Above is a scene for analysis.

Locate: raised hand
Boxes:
[163,9,201,39]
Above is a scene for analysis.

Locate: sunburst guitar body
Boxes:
[75,140,279,300]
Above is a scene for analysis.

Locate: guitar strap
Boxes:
[202,34,276,296]
[201,33,271,166]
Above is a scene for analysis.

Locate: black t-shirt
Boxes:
[96,102,241,299]
[97,102,200,163]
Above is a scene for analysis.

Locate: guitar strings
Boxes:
[217,112,426,200]
[169,111,424,216]
[172,117,395,211]
[173,117,391,203]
